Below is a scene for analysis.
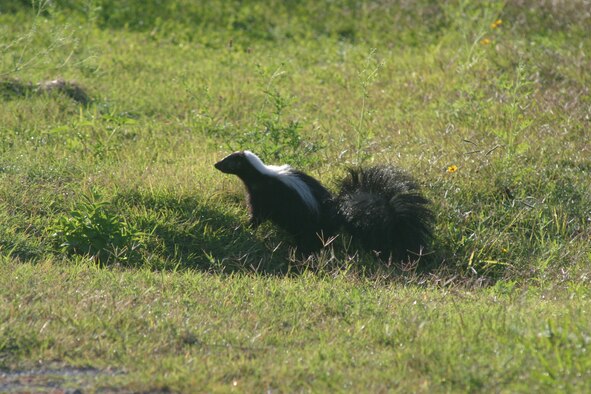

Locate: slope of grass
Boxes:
[1,0,590,391]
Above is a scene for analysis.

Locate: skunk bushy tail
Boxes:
[337,166,434,260]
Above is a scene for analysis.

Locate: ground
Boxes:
[1,0,590,392]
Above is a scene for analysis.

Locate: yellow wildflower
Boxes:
[446,165,458,173]
[480,37,491,45]
[491,19,503,29]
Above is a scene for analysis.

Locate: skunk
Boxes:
[215,150,433,259]
[214,150,339,253]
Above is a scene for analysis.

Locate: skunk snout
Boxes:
[214,153,240,174]
[214,159,231,174]
[214,160,224,171]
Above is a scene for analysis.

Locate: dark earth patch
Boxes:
[0,365,125,393]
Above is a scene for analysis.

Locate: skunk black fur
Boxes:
[215,151,433,259]
[337,166,433,260]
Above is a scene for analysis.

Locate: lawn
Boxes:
[1,0,590,392]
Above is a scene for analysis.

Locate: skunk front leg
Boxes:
[248,215,263,229]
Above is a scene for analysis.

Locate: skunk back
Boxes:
[337,166,433,260]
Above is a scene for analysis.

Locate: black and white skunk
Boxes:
[215,150,433,259]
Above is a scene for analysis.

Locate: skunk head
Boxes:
[215,150,291,178]
[214,151,250,175]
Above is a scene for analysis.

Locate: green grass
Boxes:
[1,0,591,391]
[2,259,591,392]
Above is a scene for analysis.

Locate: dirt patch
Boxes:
[0,365,125,393]
[0,78,91,105]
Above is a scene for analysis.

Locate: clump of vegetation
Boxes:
[232,66,323,169]
[52,191,143,265]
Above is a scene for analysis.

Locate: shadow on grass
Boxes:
[115,190,295,275]
[112,189,457,280]
[2,186,452,280]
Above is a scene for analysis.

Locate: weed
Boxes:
[494,63,537,154]
[0,0,80,78]
[352,48,383,165]
[233,65,322,168]
[52,190,143,265]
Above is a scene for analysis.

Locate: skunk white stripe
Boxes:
[244,151,319,214]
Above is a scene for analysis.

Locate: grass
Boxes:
[1,0,590,391]
[3,259,591,392]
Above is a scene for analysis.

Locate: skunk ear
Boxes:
[214,152,245,174]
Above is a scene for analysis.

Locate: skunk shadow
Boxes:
[115,190,448,278]
[116,190,292,274]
